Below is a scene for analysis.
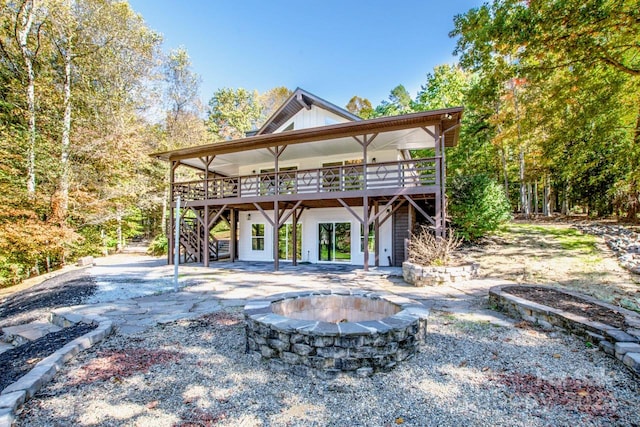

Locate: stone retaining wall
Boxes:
[244,290,429,379]
[489,285,640,377]
[403,261,479,286]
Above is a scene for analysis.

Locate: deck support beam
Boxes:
[374,200,379,267]
[267,146,287,271]
[353,134,376,271]
[230,208,236,262]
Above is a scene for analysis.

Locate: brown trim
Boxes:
[403,195,435,226]
[175,185,440,208]
[253,203,274,227]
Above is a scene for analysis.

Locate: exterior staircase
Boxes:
[178,217,230,263]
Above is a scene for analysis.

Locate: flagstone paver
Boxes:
[45,261,514,335]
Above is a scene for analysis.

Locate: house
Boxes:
[151,88,462,271]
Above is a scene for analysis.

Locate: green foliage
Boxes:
[147,234,168,256]
[374,84,414,116]
[448,174,512,241]
[207,88,262,139]
[448,0,640,219]
[346,96,375,119]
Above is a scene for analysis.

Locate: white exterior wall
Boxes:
[238,207,393,266]
[275,105,349,133]
[237,105,401,175]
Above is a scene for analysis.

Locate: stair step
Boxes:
[1,321,63,346]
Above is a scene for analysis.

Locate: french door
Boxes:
[318,222,351,262]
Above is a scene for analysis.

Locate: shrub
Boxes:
[448,174,512,241]
[147,234,168,256]
[408,226,462,266]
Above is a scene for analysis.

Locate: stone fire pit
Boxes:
[244,290,429,379]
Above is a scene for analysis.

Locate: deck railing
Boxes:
[172,157,439,202]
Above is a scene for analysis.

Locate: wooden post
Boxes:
[434,125,443,237]
[274,201,279,271]
[203,206,209,267]
[292,208,298,266]
[374,200,380,267]
[440,125,447,233]
[230,208,237,262]
[362,135,369,271]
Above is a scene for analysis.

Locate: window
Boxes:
[360,223,375,252]
[251,224,265,251]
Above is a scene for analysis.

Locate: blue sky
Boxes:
[128,0,484,108]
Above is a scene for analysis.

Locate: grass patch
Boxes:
[503,223,598,255]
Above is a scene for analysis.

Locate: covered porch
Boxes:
[152,107,463,271]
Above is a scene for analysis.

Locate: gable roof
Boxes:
[255,87,361,135]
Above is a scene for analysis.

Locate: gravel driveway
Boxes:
[15,308,640,426]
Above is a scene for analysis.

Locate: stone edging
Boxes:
[0,313,114,427]
[489,284,640,377]
[402,261,479,286]
[245,289,429,379]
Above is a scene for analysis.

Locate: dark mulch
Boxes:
[0,269,97,327]
[0,322,96,391]
[504,286,627,329]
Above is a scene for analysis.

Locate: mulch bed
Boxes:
[0,322,96,392]
[0,269,97,328]
[504,286,627,329]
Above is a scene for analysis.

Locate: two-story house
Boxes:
[152,88,462,271]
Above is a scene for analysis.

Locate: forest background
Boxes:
[0,0,638,286]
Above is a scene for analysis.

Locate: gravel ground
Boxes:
[0,322,97,391]
[16,309,640,427]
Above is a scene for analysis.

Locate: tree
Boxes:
[258,86,292,124]
[414,64,468,110]
[451,0,640,219]
[207,88,262,139]
[163,46,201,126]
[448,174,512,241]
[375,84,414,116]
[0,0,47,194]
[346,95,374,119]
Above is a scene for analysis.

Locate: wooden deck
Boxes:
[173,157,439,205]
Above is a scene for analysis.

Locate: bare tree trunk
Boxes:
[161,187,168,236]
[17,0,38,194]
[561,184,569,215]
[501,145,509,196]
[59,18,72,220]
[116,213,123,252]
[542,180,551,216]
[533,181,538,215]
[520,148,528,216]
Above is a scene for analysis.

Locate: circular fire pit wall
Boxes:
[244,291,429,378]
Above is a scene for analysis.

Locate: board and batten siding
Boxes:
[392,204,410,267]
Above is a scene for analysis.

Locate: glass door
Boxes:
[279,223,302,260]
[318,222,351,262]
